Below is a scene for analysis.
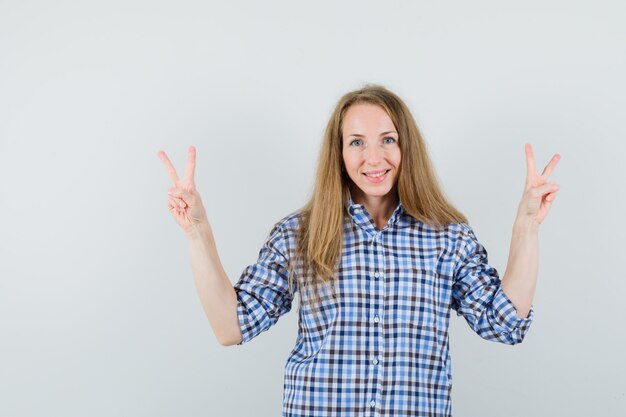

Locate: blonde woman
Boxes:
[157,84,561,416]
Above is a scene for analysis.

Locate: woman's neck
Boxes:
[348,184,399,230]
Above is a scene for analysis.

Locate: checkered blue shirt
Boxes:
[234,193,534,416]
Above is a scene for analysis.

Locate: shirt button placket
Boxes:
[372,232,385,415]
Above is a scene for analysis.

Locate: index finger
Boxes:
[525,143,537,184]
[525,143,537,178]
[157,150,180,184]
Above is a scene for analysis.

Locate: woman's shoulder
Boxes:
[406,220,473,252]
[442,221,472,235]
[408,217,471,235]
[270,209,304,237]
[260,210,304,258]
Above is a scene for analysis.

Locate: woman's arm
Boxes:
[158,147,243,346]
[500,219,539,319]
[186,221,243,346]
[500,144,561,319]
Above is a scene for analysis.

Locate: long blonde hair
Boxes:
[287,83,468,313]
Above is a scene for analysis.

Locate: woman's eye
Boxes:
[350,139,362,147]
[384,137,396,144]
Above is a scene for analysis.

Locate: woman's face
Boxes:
[341,103,401,205]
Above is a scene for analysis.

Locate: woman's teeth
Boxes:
[366,170,388,178]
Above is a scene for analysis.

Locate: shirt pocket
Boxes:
[395,267,438,330]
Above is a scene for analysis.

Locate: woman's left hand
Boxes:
[516,143,561,226]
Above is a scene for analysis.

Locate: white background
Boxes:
[1,0,624,416]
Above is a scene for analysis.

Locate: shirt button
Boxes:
[373,358,379,365]
[370,400,376,408]
[374,315,380,323]
[374,271,380,278]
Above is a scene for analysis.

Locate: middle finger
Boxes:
[540,153,561,180]
[183,146,196,187]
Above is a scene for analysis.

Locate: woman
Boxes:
[157,84,561,416]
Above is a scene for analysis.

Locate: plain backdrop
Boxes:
[1,0,625,416]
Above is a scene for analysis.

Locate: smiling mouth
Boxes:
[364,170,390,178]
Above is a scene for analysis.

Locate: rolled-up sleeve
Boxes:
[451,224,534,345]
[234,223,294,346]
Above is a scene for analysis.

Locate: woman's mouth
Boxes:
[363,169,390,183]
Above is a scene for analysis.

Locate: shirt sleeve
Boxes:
[451,223,534,345]
[234,223,294,346]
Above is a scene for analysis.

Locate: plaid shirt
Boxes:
[234,192,534,416]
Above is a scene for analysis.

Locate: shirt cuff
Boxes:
[235,297,249,346]
[492,286,534,333]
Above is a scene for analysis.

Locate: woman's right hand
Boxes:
[157,146,209,234]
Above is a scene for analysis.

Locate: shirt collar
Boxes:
[345,188,407,229]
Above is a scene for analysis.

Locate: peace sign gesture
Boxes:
[157,146,209,234]
[515,143,561,226]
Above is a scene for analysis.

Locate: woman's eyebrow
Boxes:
[349,131,397,137]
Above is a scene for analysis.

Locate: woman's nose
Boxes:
[365,144,383,164]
